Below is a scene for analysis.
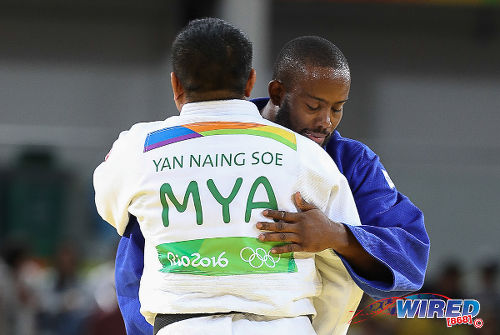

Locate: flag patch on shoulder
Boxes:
[144,122,297,152]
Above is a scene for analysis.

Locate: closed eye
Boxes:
[306,104,320,111]
[332,104,345,113]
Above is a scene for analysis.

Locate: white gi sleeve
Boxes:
[317,174,364,335]
[93,130,137,236]
[312,173,363,335]
[295,138,363,335]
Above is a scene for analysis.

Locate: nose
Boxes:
[316,110,332,131]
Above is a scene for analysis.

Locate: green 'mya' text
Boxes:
[160,176,277,227]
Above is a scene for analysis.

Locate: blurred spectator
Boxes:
[86,254,126,335]
[3,146,70,258]
[473,261,499,335]
[37,242,93,335]
[433,260,465,299]
[476,261,499,311]
[0,241,40,335]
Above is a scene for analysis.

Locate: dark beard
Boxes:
[275,99,293,130]
[275,99,333,147]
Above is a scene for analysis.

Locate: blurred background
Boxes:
[0,0,499,334]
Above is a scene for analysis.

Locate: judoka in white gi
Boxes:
[94,18,363,335]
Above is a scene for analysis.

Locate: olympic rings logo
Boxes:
[240,247,280,268]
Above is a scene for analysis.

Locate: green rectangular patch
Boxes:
[156,237,297,276]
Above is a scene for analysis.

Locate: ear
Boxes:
[171,72,185,111]
[244,68,257,98]
[268,80,285,107]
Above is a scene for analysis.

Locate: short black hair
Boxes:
[172,17,253,96]
[273,36,349,87]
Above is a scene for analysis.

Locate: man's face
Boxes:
[275,66,350,147]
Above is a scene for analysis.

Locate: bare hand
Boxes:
[256,192,341,254]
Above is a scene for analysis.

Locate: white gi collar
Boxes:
[179,99,261,118]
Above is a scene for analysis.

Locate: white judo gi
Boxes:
[94,99,363,335]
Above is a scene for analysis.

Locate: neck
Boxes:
[260,100,279,121]
[186,90,245,103]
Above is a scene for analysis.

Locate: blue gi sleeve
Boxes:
[326,134,430,299]
[115,216,153,335]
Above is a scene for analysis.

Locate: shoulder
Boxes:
[326,131,380,171]
[106,119,176,161]
[125,120,171,139]
[327,132,401,196]
[119,118,179,145]
[328,131,377,159]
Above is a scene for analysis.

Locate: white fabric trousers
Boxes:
[156,314,317,335]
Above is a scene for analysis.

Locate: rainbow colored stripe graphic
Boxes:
[144,122,297,152]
